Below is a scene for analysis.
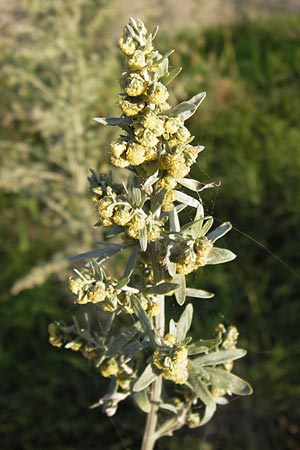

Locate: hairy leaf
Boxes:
[176,303,193,342]
[204,367,253,396]
[133,364,158,392]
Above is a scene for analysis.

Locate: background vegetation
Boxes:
[1,2,299,449]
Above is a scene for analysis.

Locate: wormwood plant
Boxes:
[49,19,252,450]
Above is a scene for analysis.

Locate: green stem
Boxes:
[141,294,165,450]
[141,240,165,450]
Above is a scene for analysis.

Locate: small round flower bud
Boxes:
[164,333,177,346]
[175,125,191,144]
[164,117,182,135]
[118,37,137,56]
[148,82,169,105]
[124,73,147,97]
[110,156,130,168]
[135,126,159,148]
[126,142,146,165]
[127,50,146,70]
[173,346,188,363]
[100,358,119,378]
[195,239,213,266]
[69,277,84,296]
[119,97,145,116]
[113,205,132,226]
[111,140,127,158]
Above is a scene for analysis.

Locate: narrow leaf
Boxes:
[206,247,237,265]
[173,273,186,305]
[151,282,180,295]
[133,364,158,392]
[191,349,247,369]
[176,304,193,342]
[174,191,200,208]
[139,227,148,252]
[93,117,130,126]
[177,177,219,192]
[160,67,182,86]
[204,367,253,396]
[189,373,216,425]
[207,222,232,243]
[133,390,151,413]
[106,324,140,357]
[187,337,221,355]
[132,296,153,335]
[186,288,214,299]
[168,207,180,232]
[124,246,138,278]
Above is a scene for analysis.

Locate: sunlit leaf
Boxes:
[206,247,237,265]
[133,364,158,392]
[176,303,193,342]
[204,367,253,396]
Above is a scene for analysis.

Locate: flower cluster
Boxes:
[68,263,159,316]
[48,321,100,363]
[153,333,189,384]
[110,18,200,180]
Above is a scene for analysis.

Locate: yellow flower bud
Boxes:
[119,98,145,116]
[118,37,137,56]
[100,358,119,378]
[111,140,127,158]
[124,73,147,97]
[164,333,177,346]
[127,50,146,70]
[148,82,169,104]
[126,142,146,165]
[195,239,213,266]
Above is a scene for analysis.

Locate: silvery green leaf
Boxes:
[186,287,214,299]
[177,177,219,192]
[133,364,159,392]
[189,373,216,425]
[169,319,177,335]
[139,227,148,252]
[215,396,229,405]
[133,390,151,413]
[151,282,180,295]
[204,367,253,396]
[106,324,140,357]
[94,354,106,368]
[176,303,193,342]
[106,225,124,238]
[207,222,233,243]
[160,67,182,86]
[159,403,178,414]
[151,25,159,39]
[206,247,237,265]
[174,191,200,208]
[199,217,214,237]
[187,337,221,355]
[191,349,247,369]
[173,273,186,305]
[163,92,206,120]
[168,207,180,232]
[132,296,153,335]
[115,277,130,289]
[124,246,138,278]
[141,170,159,193]
[70,245,127,262]
[131,187,142,205]
[93,117,130,126]
[152,188,167,213]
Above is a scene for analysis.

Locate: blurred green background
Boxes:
[1,1,300,449]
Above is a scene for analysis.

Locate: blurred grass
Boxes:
[0,6,299,450]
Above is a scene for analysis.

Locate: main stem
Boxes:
[141,242,165,450]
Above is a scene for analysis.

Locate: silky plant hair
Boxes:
[49,18,252,450]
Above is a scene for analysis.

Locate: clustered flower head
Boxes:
[110,17,201,192]
[166,235,214,275]
[153,333,189,384]
[68,262,159,316]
